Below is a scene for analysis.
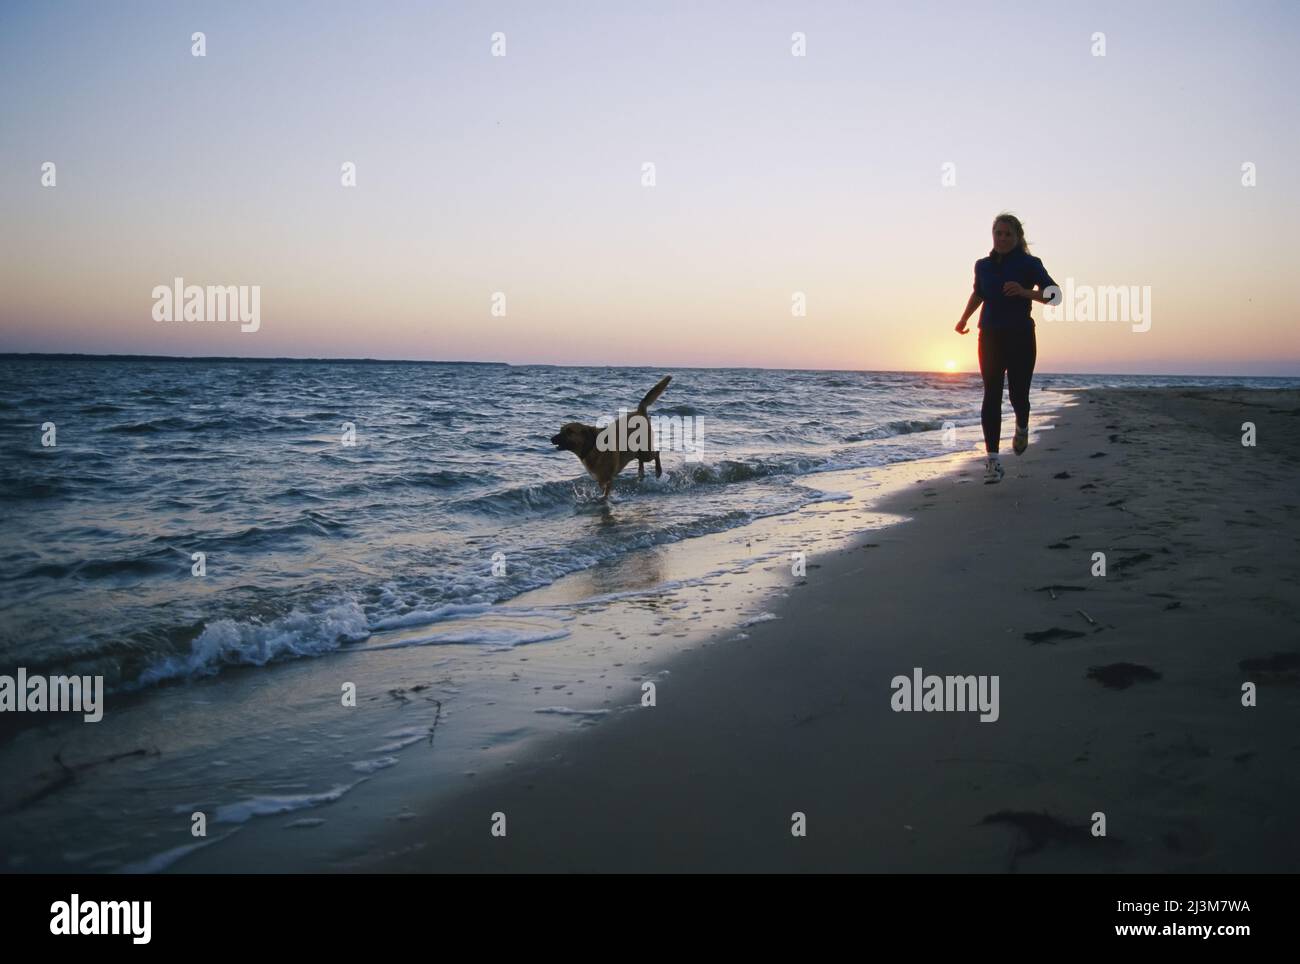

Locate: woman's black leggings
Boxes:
[978,326,1037,453]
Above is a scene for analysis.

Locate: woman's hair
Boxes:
[991,213,1031,257]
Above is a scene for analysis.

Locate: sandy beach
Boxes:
[361,387,1300,873]
[7,4,1300,940]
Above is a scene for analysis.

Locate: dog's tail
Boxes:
[637,375,672,413]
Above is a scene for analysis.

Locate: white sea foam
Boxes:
[134,601,369,687]
[213,780,364,824]
[118,829,241,874]
[350,756,399,774]
[800,488,853,504]
[372,727,427,753]
[367,627,570,650]
[370,602,494,630]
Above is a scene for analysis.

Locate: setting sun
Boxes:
[945,360,956,371]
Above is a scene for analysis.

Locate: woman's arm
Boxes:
[1004,259,1060,304]
[1003,281,1057,303]
[955,291,982,334]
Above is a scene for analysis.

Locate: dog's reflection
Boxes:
[583,545,666,597]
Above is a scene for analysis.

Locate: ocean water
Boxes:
[2,357,1296,694]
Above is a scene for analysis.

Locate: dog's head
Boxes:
[550,422,597,458]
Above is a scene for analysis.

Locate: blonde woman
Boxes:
[955,213,1059,483]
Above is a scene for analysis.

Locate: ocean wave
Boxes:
[372,726,429,753]
[370,602,495,630]
[843,418,949,442]
[132,600,370,687]
[367,602,571,648]
[655,403,700,416]
[118,829,241,874]
[159,510,351,550]
[677,456,828,486]
[336,469,481,495]
[0,477,72,501]
[76,403,126,415]
[106,416,210,434]
[451,454,829,516]
[350,756,399,775]
[366,626,570,650]
[3,549,183,583]
[448,478,596,516]
[213,781,365,824]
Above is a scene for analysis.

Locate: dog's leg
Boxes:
[637,459,645,479]
[654,453,662,478]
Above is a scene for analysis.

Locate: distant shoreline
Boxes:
[1,352,1298,380]
[0,352,510,367]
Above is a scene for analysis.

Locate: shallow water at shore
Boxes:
[2,441,975,872]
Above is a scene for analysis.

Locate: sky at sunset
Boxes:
[2,0,1298,374]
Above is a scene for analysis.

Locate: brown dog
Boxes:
[550,376,672,498]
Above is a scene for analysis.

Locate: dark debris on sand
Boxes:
[979,810,1121,869]
[1238,651,1300,684]
[1025,627,1087,644]
[1087,663,1162,689]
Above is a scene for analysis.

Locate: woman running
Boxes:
[955,213,1058,483]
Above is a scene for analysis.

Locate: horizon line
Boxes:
[1,351,1298,381]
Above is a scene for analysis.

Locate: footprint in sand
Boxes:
[979,810,1121,865]
[1238,652,1300,684]
[1086,663,1162,689]
[1161,822,1214,858]
[1152,734,1211,761]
